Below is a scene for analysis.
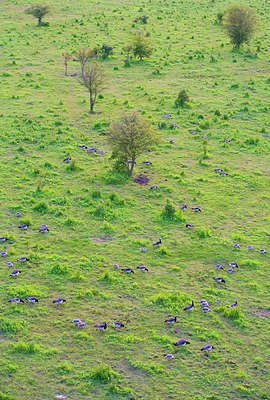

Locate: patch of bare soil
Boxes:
[134,175,149,185]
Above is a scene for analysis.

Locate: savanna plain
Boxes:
[0,0,270,399]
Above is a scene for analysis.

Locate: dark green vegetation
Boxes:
[0,0,270,399]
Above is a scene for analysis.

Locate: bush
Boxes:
[174,89,189,108]
[162,200,185,222]
[90,366,121,383]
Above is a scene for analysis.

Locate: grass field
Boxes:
[0,0,270,399]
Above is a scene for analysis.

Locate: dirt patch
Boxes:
[134,175,149,185]
[91,235,113,243]
[253,310,270,318]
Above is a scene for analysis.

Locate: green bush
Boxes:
[90,366,121,383]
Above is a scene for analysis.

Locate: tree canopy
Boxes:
[107,112,158,176]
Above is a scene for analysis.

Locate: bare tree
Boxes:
[78,63,104,113]
[62,53,73,76]
[107,112,158,176]
[224,6,257,49]
[75,48,94,76]
[25,5,50,26]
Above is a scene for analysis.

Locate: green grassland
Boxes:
[0,0,270,399]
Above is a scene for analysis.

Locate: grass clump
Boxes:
[90,365,121,383]
[0,318,26,335]
[161,200,186,222]
[146,291,189,312]
[11,342,40,354]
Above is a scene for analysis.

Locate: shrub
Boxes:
[174,89,189,108]
[90,366,121,383]
[50,265,68,275]
[162,200,185,222]
[11,342,40,354]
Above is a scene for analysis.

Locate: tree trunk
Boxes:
[90,94,94,113]
[64,62,68,76]
[38,17,42,26]
[128,157,136,176]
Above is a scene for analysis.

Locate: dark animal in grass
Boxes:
[165,316,177,324]
[53,299,66,304]
[16,212,22,217]
[18,224,28,230]
[121,268,134,274]
[164,354,174,360]
[215,264,223,270]
[174,340,190,347]
[202,307,211,313]
[63,157,72,163]
[228,262,238,268]
[78,322,87,328]
[113,322,125,328]
[259,249,266,254]
[213,277,225,283]
[233,243,240,248]
[200,300,209,307]
[6,262,14,268]
[0,237,8,242]
[39,224,49,233]
[9,298,24,304]
[186,224,193,229]
[180,205,188,211]
[0,251,8,257]
[79,145,88,149]
[227,268,234,274]
[73,319,82,326]
[153,238,162,247]
[150,185,157,190]
[95,322,107,331]
[55,394,68,400]
[192,207,201,212]
[201,345,214,352]
[143,161,152,165]
[18,257,29,262]
[137,265,149,272]
[169,139,174,144]
[184,300,194,311]
[247,245,254,251]
[10,270,21,277]
[26,297,39,303]
[230,301,238,308]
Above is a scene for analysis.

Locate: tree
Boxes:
[25,5,50,26]
[224,6,256,49]
[78,62,104,113]
[107,112,158,176]
[100,44,114,60]
[131,31,152,61]
[123,44,133,67]
[62,53,73,76]
[75,48,94,76]
[175,90,189,108]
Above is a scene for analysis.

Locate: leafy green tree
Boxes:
[224,5,256,49]
[131,31,152,61]
[107,112,158,176]
[25,5,50,26]
[100,44,114,60]
[78,62,104,113]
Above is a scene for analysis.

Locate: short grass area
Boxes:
[0,0,270,399]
